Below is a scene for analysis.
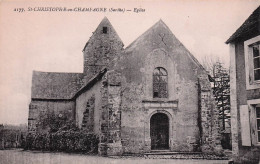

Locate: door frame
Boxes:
[150,112,170,150]
[144,109,176,152]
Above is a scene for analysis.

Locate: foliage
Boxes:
[202,57,231,149]
[202,57,230,131]
[211,62,230,129]
[24,130,99,153]
[36,111,77,133]
[0,124,27,149]
[24,111,99,153]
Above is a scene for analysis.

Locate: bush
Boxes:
[24,133,35,150]
[24,130,99,154]
[24,111,99,153]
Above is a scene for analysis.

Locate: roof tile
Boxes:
[31,71,85,99]
[226,6,260,43]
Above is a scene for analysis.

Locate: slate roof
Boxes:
[226,6,260,44]
[31,71,85,99]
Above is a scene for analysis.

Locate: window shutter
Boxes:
[240,105,251,146]
[249,105,257,145]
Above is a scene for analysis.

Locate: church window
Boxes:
[103,27,108,34]
[153,67,168,98]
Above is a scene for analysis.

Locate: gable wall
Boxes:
[83,18,123,79]
[113,23,206,153]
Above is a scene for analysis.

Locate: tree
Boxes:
[202,56,231,149]
[202,56,230,131]
[212,62,230,131]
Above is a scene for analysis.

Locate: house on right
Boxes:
[226,6,260,163]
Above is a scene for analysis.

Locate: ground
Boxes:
[0,149,228,164]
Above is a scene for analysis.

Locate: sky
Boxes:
[0,0,259,125]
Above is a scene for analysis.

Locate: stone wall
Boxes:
[75,80,102,133]
[198,74,223,155]
[120,82,146,153]
[99,71,122,156]
[83,17,123,80]
[81,95,95,132]
[110,20,222,154]
[28,18,223,157]
[28,100,75,133]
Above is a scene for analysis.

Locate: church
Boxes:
[28,17,222,155]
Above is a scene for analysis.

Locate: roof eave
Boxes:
[72,68,107,99]
[226,6,260,44]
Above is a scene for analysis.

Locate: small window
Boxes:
[256,107,260,143]
[153,67,168,98]
[253,44,260,80]
[103,27,108,34]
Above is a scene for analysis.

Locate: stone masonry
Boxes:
[198,75,223,155]
[29,17,223,156]
[99,71,122,156]
[83,17,124,80]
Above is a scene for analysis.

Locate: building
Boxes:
[226,6,260,163]
[28,17,222,155]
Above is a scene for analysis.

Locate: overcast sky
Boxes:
[0,0,259,125]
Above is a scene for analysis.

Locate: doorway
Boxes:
[150,113,169,150]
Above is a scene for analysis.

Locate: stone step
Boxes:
[150,149,171,152]
[146,150,202,155]
[120,151,229,160]
[143,152,228,160]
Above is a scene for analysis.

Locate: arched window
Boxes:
[153,67,168,98]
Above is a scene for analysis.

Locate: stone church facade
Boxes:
[28,17,222,155]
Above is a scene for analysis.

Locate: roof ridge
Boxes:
[226,5,260,43]
[33,70,83,74]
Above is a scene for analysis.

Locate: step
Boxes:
[150,149,170,152]
[143,151,228,160]
[145,150,202,155]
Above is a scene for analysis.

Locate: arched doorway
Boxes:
[150,113,169,150]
